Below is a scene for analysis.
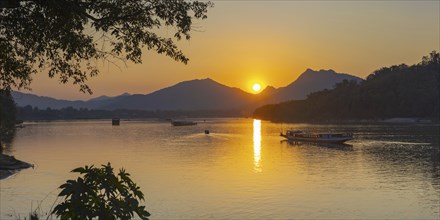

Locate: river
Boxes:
[1,119,439,219]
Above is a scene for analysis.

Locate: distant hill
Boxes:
[11,92,129,109]
[12,79,256,111]
[253,51,440,122]
[12,91,87,109]
[265,69,363,103]
[12,69,362,113]
[101,78,255,111]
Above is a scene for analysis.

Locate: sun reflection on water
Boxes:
[253,119,262,173]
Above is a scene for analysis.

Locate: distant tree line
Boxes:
[17,106,243,120]
[253,51,440,123]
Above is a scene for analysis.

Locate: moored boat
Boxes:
[171,120,197,126]
[280,129,353,144]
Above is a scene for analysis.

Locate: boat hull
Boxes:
[172,121,197,126]
[280,134,353,144]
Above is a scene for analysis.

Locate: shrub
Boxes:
[52,163,150,220]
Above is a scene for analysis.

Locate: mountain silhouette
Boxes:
[101,78,254,110]
[266,69,363,103]
[13,69,362,111]
[11,92,128,109]
[11,91,87,109]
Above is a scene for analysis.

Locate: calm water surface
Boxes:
[1,119,439,219]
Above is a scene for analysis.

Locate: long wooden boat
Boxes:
[280,129,353,144]
[171,120,197,126]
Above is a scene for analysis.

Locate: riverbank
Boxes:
[253,117,438,125]
[0,154,33,179]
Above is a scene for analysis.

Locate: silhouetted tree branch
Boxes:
[0,0,213,93]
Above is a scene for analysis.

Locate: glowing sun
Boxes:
[252,83,261,92]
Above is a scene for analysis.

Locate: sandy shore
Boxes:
[0,154,33,180]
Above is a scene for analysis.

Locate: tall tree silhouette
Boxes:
[0,0,213,93]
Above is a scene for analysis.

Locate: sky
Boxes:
[26,0,439,100]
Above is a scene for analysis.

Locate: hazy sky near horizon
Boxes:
[26,1,439,100]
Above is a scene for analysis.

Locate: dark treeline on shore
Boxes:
[253,51,440,123]
[0,90,16,147]
[0,90,16,128]
[17,105,243,120]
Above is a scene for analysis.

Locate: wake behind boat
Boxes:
[280,129,353,144]
[171,120,197,126]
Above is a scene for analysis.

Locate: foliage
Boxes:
[16,105,242,120]
[253,51,440,122]
[0,0,213,93]
[29,210,39,220]
[0,89,16,130]
[52,163,150,220]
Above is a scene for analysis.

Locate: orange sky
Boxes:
[26,1,439,100]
